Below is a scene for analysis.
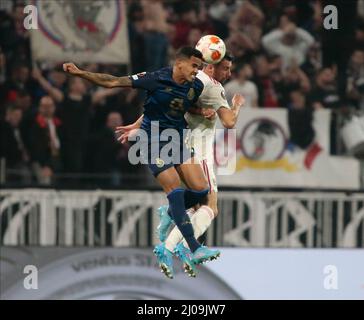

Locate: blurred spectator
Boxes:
[12,2,28,40]
[31,67,66,105]
[92,86,139,131]
[46,65,68,93]
[311,67,340,110]
[141,0,170,71]
[2,2,31,66]
[208,0,242,26]
[301,42,322,81]
[262,21,315,69]
[29,96,62,185]
[172,2,198,48]
[195,1,216,37]
[291,1,316,32]
[207,0,240,39]
[31,70,120,177]
[346,49,364,111]
[0,104,31,184]
[1,63,33,106]
[12,89,35,148]
[228,0,264,51]
[187,27,203,48]
[224,63,258,108]
[88,111,130,187]
[287,90,315,150]
[275,64,311,106]
[311,66,341,154]
[321,0,357,99]
[128,1,146,73]
[13,88,33,112]
[288,90,307,110]
[252,54,280,107]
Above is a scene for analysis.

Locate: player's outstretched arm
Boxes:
[63,62,132,88]
[217,94,245,129]
[115,115,144,144]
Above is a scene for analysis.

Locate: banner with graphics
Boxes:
[215,108,360,189]
[30,0,130,64]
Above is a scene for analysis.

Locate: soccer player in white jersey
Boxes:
[116,53,245,278]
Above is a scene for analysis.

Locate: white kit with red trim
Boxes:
[185,70,230,192]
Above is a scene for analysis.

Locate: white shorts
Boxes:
[186,131,217,193]
[200,158,218,193]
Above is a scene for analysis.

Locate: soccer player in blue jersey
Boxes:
[63,47,220,279]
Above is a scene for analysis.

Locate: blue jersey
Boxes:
[130,67,204,132]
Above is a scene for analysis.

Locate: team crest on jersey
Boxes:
[155,158,165,168]
[187,88,195,100]
[132,72,146,80]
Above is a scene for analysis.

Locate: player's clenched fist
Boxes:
[63,62,82,75]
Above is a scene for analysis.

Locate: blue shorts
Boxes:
[139,130,194,177]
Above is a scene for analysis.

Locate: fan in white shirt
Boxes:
[224,63,258,108]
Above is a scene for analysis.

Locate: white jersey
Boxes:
[185,70,230,192]
[185,70,230,160]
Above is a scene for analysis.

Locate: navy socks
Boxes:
[167,188,209,218]
[167,188,201,252]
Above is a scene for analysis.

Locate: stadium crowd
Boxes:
[1,0,364,187]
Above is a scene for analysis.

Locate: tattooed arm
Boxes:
[63,62,132,88]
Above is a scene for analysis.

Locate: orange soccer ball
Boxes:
[195,35,226,64]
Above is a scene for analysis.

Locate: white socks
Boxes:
[165,205,215,252]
